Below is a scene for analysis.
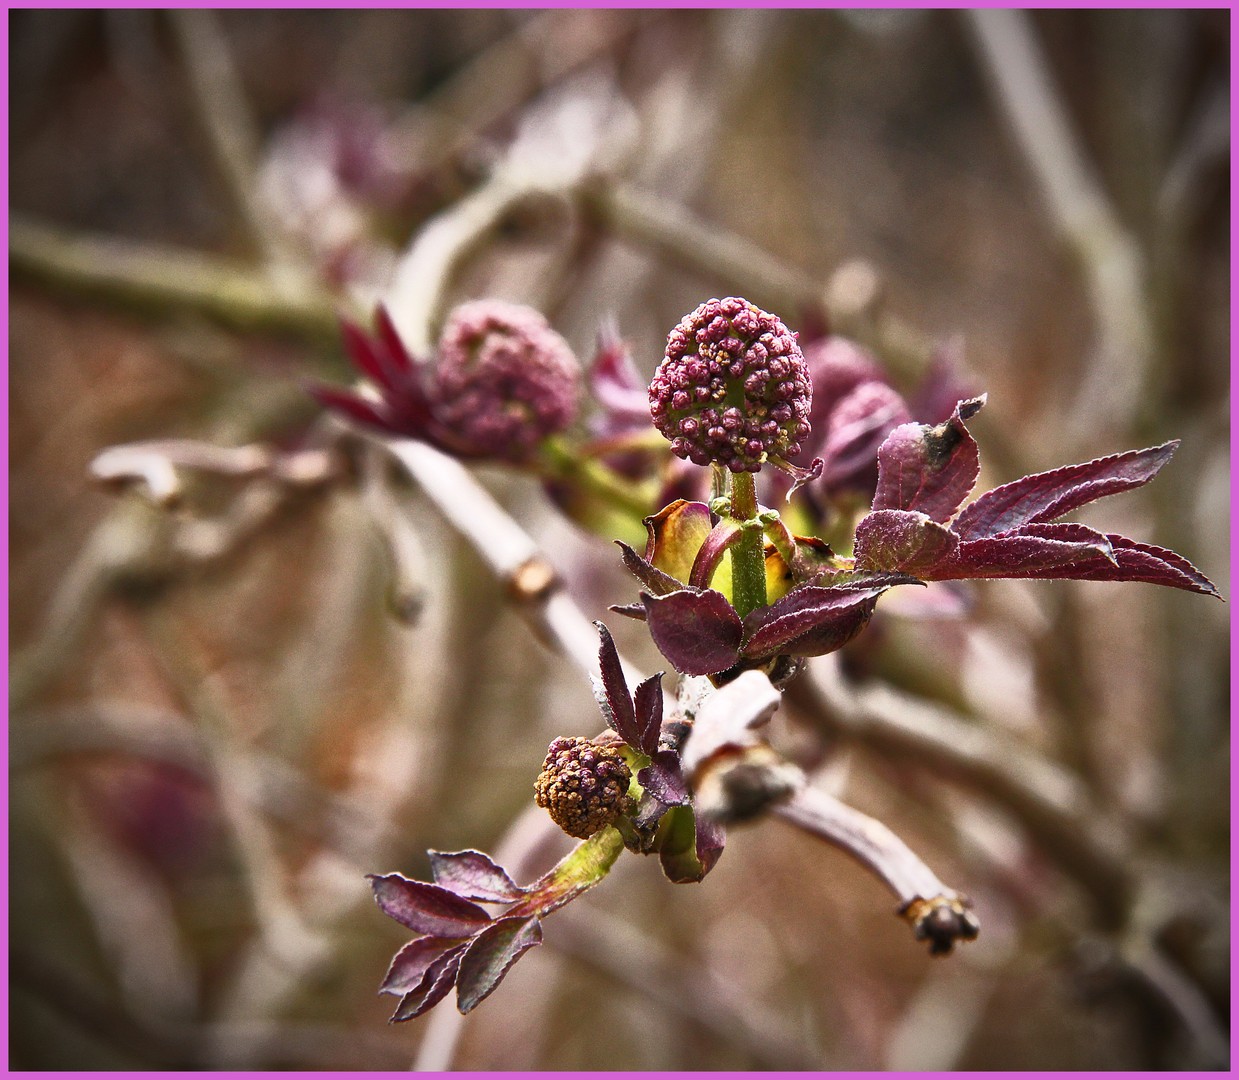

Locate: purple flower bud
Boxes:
[534,736,634,839]
[649,298,812,472]
[432,300,582,461]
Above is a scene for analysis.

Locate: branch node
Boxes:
[900,894,981,956]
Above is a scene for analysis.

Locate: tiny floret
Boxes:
[432,300,582,460]
[534,736,634,839]
[649,297,812,471]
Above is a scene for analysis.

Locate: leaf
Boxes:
[688,520,743,590]
[631,672,665,757]
[608,602,647,620]
[953,442,1179,540]
[640,589,743,675]
[592,622,636,744]
[819,380,910,487]
[380,935,471,996]
[657,805,718,883]
[695,813,726,879]
[644,500,713,583]
[740,584,890,660]
[1031,532,1220,596]
[455,916,544,1014]
[942,530,1117,580]
[306,384,400,435]
[369,874,493,937]
[588,323,648,417]
[428,850,526,903]
[872,396,985,522]
[341,317,402,393]
[614,541,682,597]
[638,750,689,807]
[853,509,958,574]
[389,947,465,1022]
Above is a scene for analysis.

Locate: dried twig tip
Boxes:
[900,894,980,956]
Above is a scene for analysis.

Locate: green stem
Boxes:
[728,471,767,617]
[506,824,625,920]
[539,436,656,519]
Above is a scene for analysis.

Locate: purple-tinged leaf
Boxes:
[638,750,689,807]
[740,585,892,661]
[306,384,400,435]
[1035,533,1221,596]
[375,304,419,373]
[819,380,910,488]
[369,874,493,937]
[645,500,713,583]
[657,805,720,883]
[615,541,683,597]
[380,935,471,996]
[389,947,464,1022]
[631,672,665,757]
[592,622,636,743]
[608,601,647,620]
[428,850,526,903]
[695,813,726,879]
[941,531,1116,580]
[588,323,648,418]
[455,916,544,1014]
[689,520,742,590]
[853,509,958,574]
[633,789,671,830]
[954,442,1179,540]
[641,589,743,675]
[872,396,985,522]
[341,318,402,393]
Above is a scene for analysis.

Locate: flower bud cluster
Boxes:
[534,736,634,839]
[432,300,582,460]
[649,297,812,472]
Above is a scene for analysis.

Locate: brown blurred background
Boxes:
[9,9,1229,1070]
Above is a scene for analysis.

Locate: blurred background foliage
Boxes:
[9,8,1229,1071]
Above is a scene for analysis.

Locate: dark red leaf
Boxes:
[428,850,526,903]
[369,874,493,937]
[819,380,910,487]
[953,442,1178,540]
[389,947,464,1022]
[638,750,689,806]
[872,396,984,522]
[740,584,892,661]
[588,324,648,417]
[341,317,401,393]
[1034,533,1220,596]
[306,384,400,435]
[592,622,636,745]
[631,672,665,757]
[615,541,683,597]
[853,509,958,574]
[380,935,471,996]
[375,304,418,372]
[940,529,1116,580]
[608,602,647,620]
[455,916,544,1014]
[641,589,743,675]
[695,813,726,879]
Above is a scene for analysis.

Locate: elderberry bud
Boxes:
[431,300,582,461]
[649,297,812,472]
[534,736,634,839]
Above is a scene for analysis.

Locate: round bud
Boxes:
[649,297,812,472]
[534,736,634,839]
[432,300,582,460]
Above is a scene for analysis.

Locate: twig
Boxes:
[790,654,1134,928]
[10,215,342,342]
[169,9,302,285]
[775,784,979,956]
[961,9,1152,439]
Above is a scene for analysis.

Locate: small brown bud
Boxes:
[534,736,634,839]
